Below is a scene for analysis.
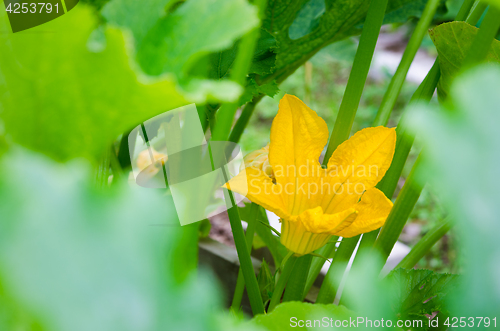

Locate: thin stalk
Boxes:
[231,204,259,310]
[376,61,440,198]
[456,0,477,22]
[316,235,360,304]
[373,155,424,262]
[323,0,389,161]
[354,0,476,252]
[268,254,298,312]
[282,254,312,302]
[396,219,451,269]
[211,0,267,142]
[341,0,475,303]
[316,0,390,303]
[466,1,488,26]
[462,5,500,68]
[303,240,337,298]
[221,170,265,315]
[372,0,441,127]
[228,96,262,143]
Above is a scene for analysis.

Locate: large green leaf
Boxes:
[409,65,500,317]
[130,0,259,78]
[387,269,458,319]
[0,5,241,163]
[250,302,357,330]
[382,0,446,24]
[429,21,500,99]
[260,0,447,84]
[0,150,220,331]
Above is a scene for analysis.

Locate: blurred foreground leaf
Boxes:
[387,269,458,321]
[0,4,243,163]
[429,21,500,99]
[409,65,500,317]
[251,302,356,330]
[0,150,221,331]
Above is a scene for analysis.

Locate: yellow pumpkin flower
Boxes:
[240,143,274,179]
[224,94,396,256]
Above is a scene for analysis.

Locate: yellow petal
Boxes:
[280,219,331,256]
[269,94,329,215]
[223,167,289,220]
[335,188,393,238]
[322,126,396,214]
[295,206,358,234]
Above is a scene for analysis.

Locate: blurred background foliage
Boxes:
[1,0,500,329]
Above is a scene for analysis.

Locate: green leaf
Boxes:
[208,29,278,80]
[261,0,441,83]
[387,269,459,318]
[0,6,241,163]
[134,0,259,77]
[238,79,279,106]
[101,0,175,46]
[250,302,357,330]
[429,21,500,99]
[0,150,219,331]
[256,259,275,304]
[382,0,447,24]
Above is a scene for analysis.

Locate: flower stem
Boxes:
[282,254,312,302]
[350,0,476,272]
[376,61,440,199]
[462,5,500,68]
[466,0,488,26]
[268,252,297,312]
[316,235,360,304]
[211,0,267,142]
[323,0,389,161]
[373,155,424,262]
[396,218,451,270]
[372,0,441,127]
[231,203,259,311]
[221,172,265,315]
[228,96,263,143]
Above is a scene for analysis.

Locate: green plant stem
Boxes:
[374,155,424,262]
[466,1,488,26]
[268,254,298,312]
[340,0,475,304]
[228,96,263,143]
[376,61,440,199]
[396,219,451,269]
[323,0,389,161]
[303,241,337,298]
[231,204,259,310]
[456,0,477,22]
[372,0,441,127]
[221,168,264,315]
[282,254,312,302]
[350,0,473,262]
[352,0,475,255]
[211,0,267,142]
[316,0,389,303]
[462,5,500,68]
[316,235,360,304]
